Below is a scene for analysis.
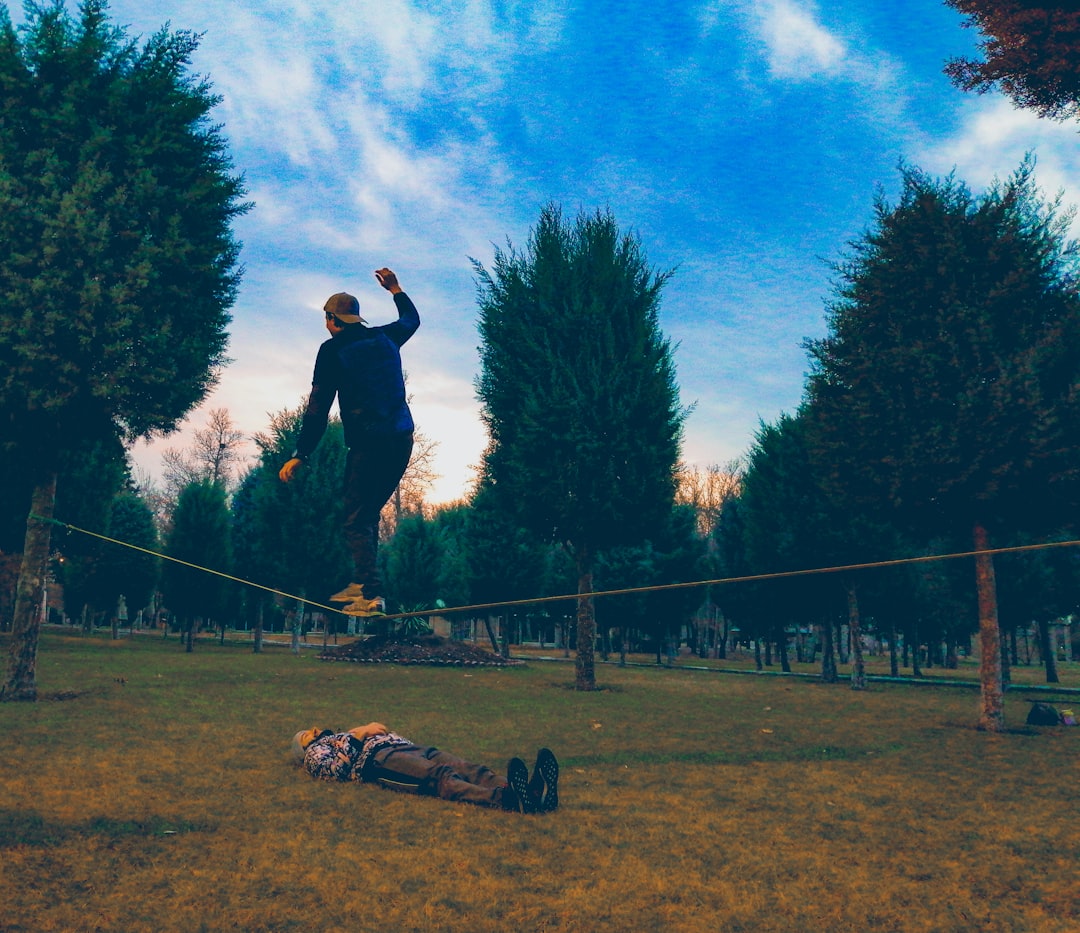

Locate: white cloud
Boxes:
[751,0,846,80]
[916,98,1080,210]
[692,0,906,130]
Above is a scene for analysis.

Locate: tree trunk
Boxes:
[253,601,263,654]
[820,620,838,683]
[911,619,922,677]
[847,582,866,690]
[291,605,302,655]
[973,521,1004,732]
[1036,618,1060,684]
[1000,626,1011,685]
[574,551,596,691]
[483,615,500,654]
[777,630,791,673]
[1,471,58,701]
[889,620,899,677]
[945,634,958,670]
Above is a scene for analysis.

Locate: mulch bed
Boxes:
[319,633,524,666]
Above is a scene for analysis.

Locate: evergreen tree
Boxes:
[382,512,441,614]
[463,482,550,653]
[594,541,657,659]
[430,503,471,611]
[0,1,247,699]
[712,494,755,659]
[945,1,1080,120]
[230,466,269,647]
[474,205,685,689]
[995,531,1080,683]
[22,434,129,630]
[163,479,231,651]
[97,491,159,621]
[380,502,474,627]
[243,405,352,625]
[739,413,848,679]
[805,160,1080,731]
[595,505,708,664]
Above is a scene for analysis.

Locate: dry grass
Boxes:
[1,633,1078,932]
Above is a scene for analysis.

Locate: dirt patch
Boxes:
[319,633,523,666]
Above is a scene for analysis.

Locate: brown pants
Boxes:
[365,743,507,808]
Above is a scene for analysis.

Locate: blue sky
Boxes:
[36,0,1080,502]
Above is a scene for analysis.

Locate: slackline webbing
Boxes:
[28,513,1080,624]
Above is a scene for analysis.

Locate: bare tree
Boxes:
[132,467,174,533]
[162,408,247,500]
[382,431,440,539]
[676,460,743,538]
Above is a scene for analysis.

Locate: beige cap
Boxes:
[323,292,366,324]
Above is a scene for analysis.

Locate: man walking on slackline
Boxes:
[279,268,419,616]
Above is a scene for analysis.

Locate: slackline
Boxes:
[28,513,1080,624]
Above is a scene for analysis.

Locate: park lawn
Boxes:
[0,634,1078,932]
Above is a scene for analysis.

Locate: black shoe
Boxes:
[535,748,559,812]
[506,757,535,814]
[528,763,544,803]
[500,784,521,812]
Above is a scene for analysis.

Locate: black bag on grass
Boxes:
[1026,702,1060,726]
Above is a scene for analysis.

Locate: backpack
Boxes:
[1026,702,1061,726]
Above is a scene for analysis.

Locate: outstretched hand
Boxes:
[348,722,390,741]
[279,458,302,483]
[375,268,402,294]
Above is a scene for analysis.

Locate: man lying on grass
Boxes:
[292,722,559,815]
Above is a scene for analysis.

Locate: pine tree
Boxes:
[738,413,852,681]
[805,160,1080,730]
[163,479,231,652]
[474,205,685,689]
[242,405,352,619]
[0,1,247,698]
[98,491,159,621]
[382,513,441,616]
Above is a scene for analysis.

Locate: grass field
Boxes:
[1,633,1078,932]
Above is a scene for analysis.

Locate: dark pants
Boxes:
[342,431,413,597]
[365,744,507,808]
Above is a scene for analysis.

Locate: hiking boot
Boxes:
[534,747,559,812]
[329,583,366,603]
[506,757,535,814]
[341,595,386,617]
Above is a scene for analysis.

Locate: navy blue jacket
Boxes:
[294,291,420,457]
